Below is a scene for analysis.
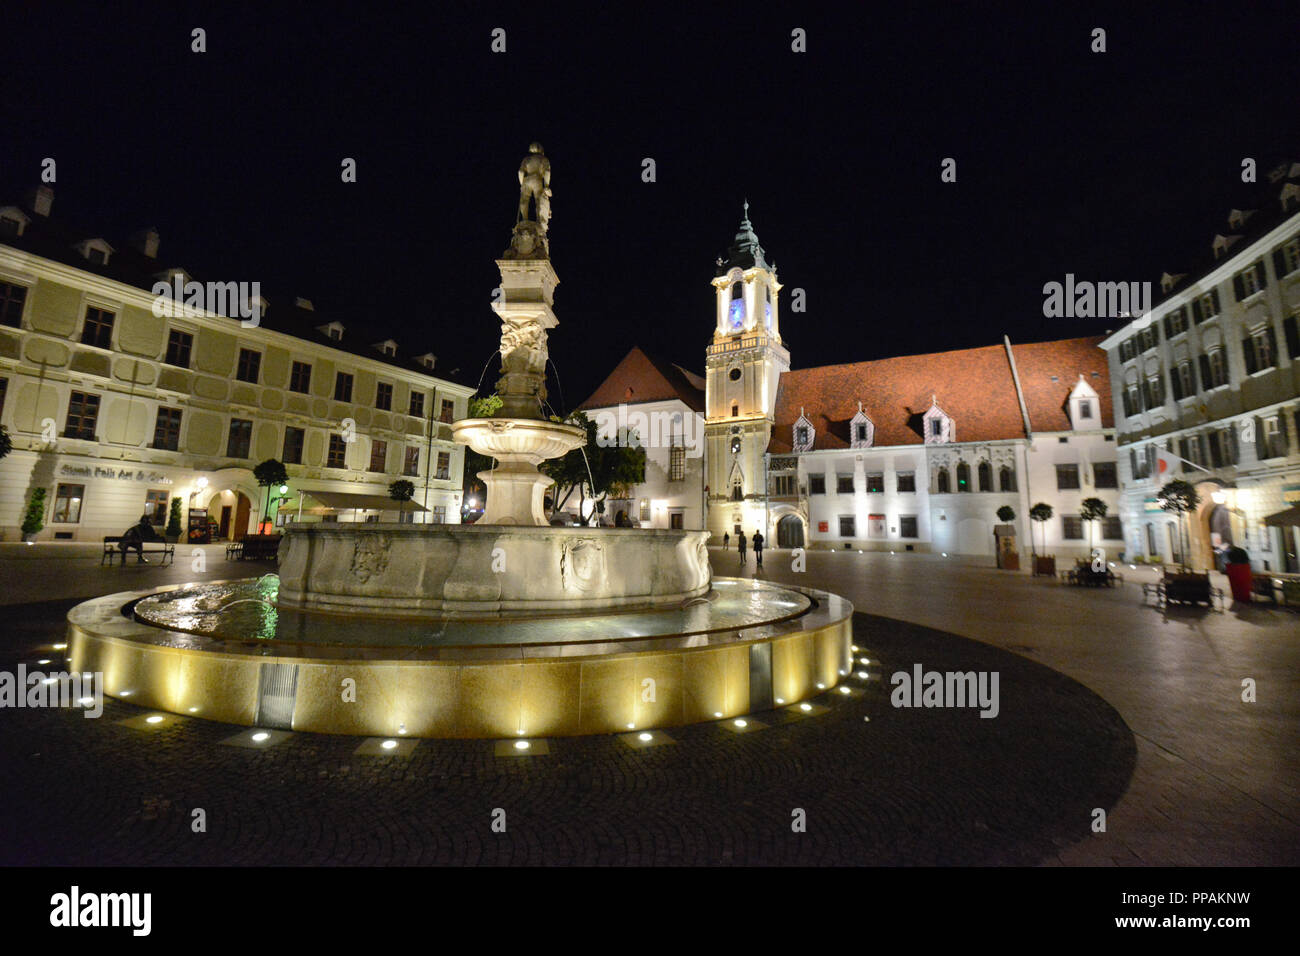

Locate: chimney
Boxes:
[131,227,160,258]
[25,185,53,217]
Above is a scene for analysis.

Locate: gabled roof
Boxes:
[579,346,705,412]
[767,335,1111,453]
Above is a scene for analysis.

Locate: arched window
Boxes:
[999,466,1016,492]
[977,461,991,492]
[956,462,971,492]
[730,476,744,501]
[936,468,950,494]
[731,282,744,300]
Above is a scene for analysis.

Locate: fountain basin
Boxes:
[277,523,710,616]
[451,417,587,525]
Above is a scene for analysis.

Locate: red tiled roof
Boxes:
[579,346,706,412]
[768,336,1110,453]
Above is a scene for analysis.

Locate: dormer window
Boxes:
[1068,375,1102,431]
[373,338,398,357]
[1228,209,1255,230]
[1281,182,1300,213]
[792,409,815,452]
[414,352,437,370]
[1212,234,1242,259]
[316,321,345,341]
[849,403,873,449]
[1160,272,1185,294]
[0,207,30,237]
[75,238,114,266]
[923,401,953,444]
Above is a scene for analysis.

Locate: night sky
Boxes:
[3,3,1296,407]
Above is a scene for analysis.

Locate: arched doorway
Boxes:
[777,514,804,548]
[205,488,253,541]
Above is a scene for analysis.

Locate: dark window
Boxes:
[327,434,348,468]
[809,475,826,495]
[436,451,450,480]
[409,392,425,418]
[1164,307,1187,338]
[930,418,943,437]
[0,377,6,418]
[282,426,305,464]
[236,348,261,384]
[999,465,1016,492]
[1093,461,1118,488]
[855,423,868,443]
[1062,516,1084,540]
[1242,326,1278,374]
[1171,361,1193,400]
[936,468,950,493]
[80,307,115,348]
[403,446,420,477]
[670,512,684,530]
[53,483,84,523]
[838,516,856,537]
[165,329,193,368]
[796,425,810,446]
[836,474,854,494]
[1284,315,1300,362]
[977,461,991,491]
[1078,399,1093,420]
[1102,516,1123,540]
[63,391,100,440]
[369,439,387,473]
[376,382,393,410]
[865,473,884,493]
[0,281,27,328]
[1056,464,1080,490]
[669,445,685,481]
[152,407,182,451]
[290,361,312,393]
[899,515,918,538]
[439,399,455,423]
[897,472,916,493]
[334,372,353,402]
[227,418,252,458]
[956,462,971,491]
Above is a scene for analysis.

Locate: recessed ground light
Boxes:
[733,719,747,728]
[839,686,851,695]
[381,739,397,750]
[515,740,530,751]
[863,716,871,722]
[942,552,947,557]
[816,682,825,689]
[188,707,199,713]
[52,643,67,650]
[799,703,812,712]
[251,732,269,742]
[713,712,723,718]
[851,645,860,652]
[859,657,870,665]
[119,691,132,697]
[890,550,895,555]
[638,732,652,742]
[838,669,846,676]
[775,698,785,704]
[398,724,407,735]
[145,715,164,724]
[856,671,868,679]
[626,723,635,729]
[37,659,51,665]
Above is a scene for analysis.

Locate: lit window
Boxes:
[152,407,182,451]
[53,484,84,523]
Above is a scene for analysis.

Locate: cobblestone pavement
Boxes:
[728,548,1300,866]
[1,595,1133,865]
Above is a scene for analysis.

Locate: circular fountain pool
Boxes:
[66,577,853,738]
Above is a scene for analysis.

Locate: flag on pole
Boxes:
[1155,447,1179,478]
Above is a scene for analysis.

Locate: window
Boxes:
[1192,290,1221,323]
[227,418,252,458]
[897,472,916,493]
[290,361,312,393]
[0,281,27,328]
[63,391,100,440]
[1093,461,1118,489]
[670,512,684,530]
[1171,360,1194,400]
[436,452,450,480]
[281,426,305,464]
[977,461,991,491]
[1261,416,1285,460]
[770,474,797,496]
[867,514,886,538]
[1233,260,1267,300]
[80,307,115,348]
[327,434,348,468]
[1119,338,1137,362]
[1062,516,1084,540]
[936,468,950,493]
[1142,373,1165,409]
[809,474,826,495]
[430,506,446,524]
[1163,307,1187,338]
[640,499,650,522]
[838,516,856,537]
[1078,399,1093,420]
[87,246,107,265]
[1056,464,1080,490]
[0,377,6,418]
[730,476,744,501]
[1102,516,1123,540]
[998,466,1016,492]
[931,419,942,437]
[403,446,420,477]
[237,348,261,384]
[855,424,868,442]
[440,399,455,424]
[1138,326,1158,352]
[334,372,353,402]
[152,407,182,451]
[797,426,810,446]
[53,483,84,523]
[376,382,393,410]
[955,462,971,492]
[1200,348,1229,389]
[899,515,918,538]
[165,329,193,368]
[409,392,425,418]
[1285,315,1300,362]
[1122,384,1142,417]
[728,367,742,381]
[669,445,685,481]
[369,439,387,473]
[1276,237,1300,277]
[1242,326,1277,374]
[866,473,884,493]
[1130,445,1155,480]
[836,474,854,494]
[144,490,169,524]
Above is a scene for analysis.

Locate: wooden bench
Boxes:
[225,541,244,561]
[1061,565,1123,588]
[102,536,175,567]
[237,534,281,561]
[1143,574,1223,610]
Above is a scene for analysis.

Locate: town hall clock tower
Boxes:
[704,203,789,542]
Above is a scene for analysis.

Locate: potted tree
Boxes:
[21,487,46,543]
[388,479,416,522]
[1079,497,1108,582]
[1157,479,1209,605]
[165,496,184,543]
[1029,502,1055,576]
[994,505,1019,570]
[253,459,289,534]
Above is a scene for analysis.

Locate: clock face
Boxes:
[728,299,745,330]
[730,436,742,454]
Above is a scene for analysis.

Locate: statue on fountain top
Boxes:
[506,142,552,260]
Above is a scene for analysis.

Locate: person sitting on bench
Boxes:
[118,514,161,564]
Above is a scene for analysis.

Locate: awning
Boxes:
[280,490,428,513]
[1262,505,1300,528]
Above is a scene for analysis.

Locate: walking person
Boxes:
[723,531,730,551]
[737,531,747,566]
[752,530,764,569]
